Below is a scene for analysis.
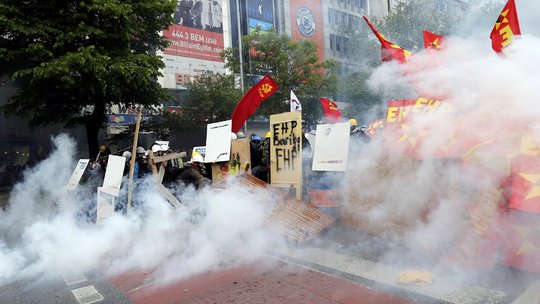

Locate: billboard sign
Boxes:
[248,0,275,32]
[289,0,324,60]
[164,0,225,62]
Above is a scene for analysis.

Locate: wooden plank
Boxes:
[153,152,187,163]
[211,174,335,242]
[127,111,142,214]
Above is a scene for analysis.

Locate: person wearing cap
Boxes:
[176,151,211,190]
[349,119,371,155]
[349,118,359,135]
[135,146,150,179]
[96,144,111,170]
[121,151,132,176]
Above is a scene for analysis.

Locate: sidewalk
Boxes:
[270,245,507,304]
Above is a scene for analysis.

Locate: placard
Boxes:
[66,159,89,191]
[205,120,232,163]
[269,111,302,199]
[96,187,115,224]
[211,138,251,182]
[312,122,350,171]
[101,155,126,197]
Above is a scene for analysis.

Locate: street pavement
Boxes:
[0,237,526,304]
[0,272,130,304]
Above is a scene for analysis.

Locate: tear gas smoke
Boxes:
[340,0,540,292]
[0,135,285,285]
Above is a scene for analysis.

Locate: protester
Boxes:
[135,146,150,179]
[258,131,271,183]
[176,152,211,189]
[121,151,132,176]
[349,119,371,145]
[249,134,264,179]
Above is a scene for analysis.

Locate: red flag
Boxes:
[501,210,540,273]
[423,31,446,50]
[509,156,540,213]
[490,0,521,53]
[320,98,342,123]
[363,16,411,64]
[231,75,278,133]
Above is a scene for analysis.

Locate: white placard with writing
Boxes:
[66,159,89,191]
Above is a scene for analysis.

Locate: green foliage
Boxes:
[112,110,186,143]
[222,30,338,123]
[338,70,381,120]
[112,71,241,142]
[0,0,176,156]
[379,0,460,51]
[183,71,242,124]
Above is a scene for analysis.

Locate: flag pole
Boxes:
[236,0,246,134]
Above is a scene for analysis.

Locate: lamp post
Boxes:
[235,0,247,134]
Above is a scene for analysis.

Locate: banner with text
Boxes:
[164,0,225,62]
[270,111,303,199]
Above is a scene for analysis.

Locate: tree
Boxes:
[182,71,242,124]
[112,71,241,143]
[339,70,382,121]
[222,30,339,124]
[380,0,460,51]
[0,0,176,158]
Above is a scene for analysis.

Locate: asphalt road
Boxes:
[0,272,130,304]
[0,260,418,304]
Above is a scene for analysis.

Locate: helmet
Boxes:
[136,147,146,154]
[251,134,262,142]
[191,151,204,163]
[265,131,271,139]
[236,131,245,138]
[349,119,358,127]
[151,144,162,153]
[122,151,132,159]
[99,145,107,152]
[231,132,237,140]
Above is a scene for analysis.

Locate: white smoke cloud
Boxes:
[0,135,285,286]
[342,0,540,285]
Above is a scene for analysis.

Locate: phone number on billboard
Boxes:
[171,30,218,45]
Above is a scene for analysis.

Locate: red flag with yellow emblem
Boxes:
[423,31,446,50]
[363,16,411,64]
[501,210,540,273]
[509,155,540,213]
[231,75,278,133]
[320,98,342,123]
[490,0,521,53]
